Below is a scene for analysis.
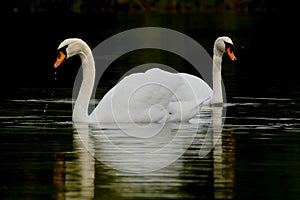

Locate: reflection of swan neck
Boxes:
[211,53,223,104]
[73,51,95,122]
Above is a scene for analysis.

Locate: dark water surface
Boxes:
[1,13,299,200]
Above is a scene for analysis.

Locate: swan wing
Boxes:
[164,73,213,122]
[172,73,213,104]
[92,68,184,123]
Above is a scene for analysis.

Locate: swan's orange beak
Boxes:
[54,51,66,68]
[226,47,237,61]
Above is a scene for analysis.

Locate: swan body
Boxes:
[54,36,235,123]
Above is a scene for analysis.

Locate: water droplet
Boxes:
[44,103,48,113]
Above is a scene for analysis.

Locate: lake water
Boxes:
[1,12,299,200]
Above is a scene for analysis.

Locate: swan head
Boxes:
[214,36,236,61]
[54,38,91,68]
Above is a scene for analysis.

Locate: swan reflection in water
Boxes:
[64,105,234,199]
[74,105,224,173]
[75,122,198,173]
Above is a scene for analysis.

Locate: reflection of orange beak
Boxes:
[226,47,237,61]
[54,51,66,68]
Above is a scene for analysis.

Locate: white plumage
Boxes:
[54,36,236,123]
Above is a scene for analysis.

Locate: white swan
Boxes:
[53,36,236,123]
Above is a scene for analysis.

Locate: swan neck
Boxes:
[212,55,223,104]
[73,53,95,122]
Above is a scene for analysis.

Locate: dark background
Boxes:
[0,0,294,92]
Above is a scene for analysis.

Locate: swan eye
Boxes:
[54,51,66,68]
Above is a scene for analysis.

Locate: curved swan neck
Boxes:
[211,54,223,104]
[73,52,95,122]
